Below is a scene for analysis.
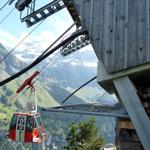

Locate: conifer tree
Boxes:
[65,117,104,150]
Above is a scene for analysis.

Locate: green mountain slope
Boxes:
[0,43,116,149]
[0,43,86,130]
[0,43,59,108]
[42,81,86,105]
[0,44,60,132]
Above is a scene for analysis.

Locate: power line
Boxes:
[36,22,76,73]
[61,76,97,104]
[0,0,10,12]
[0,25,84,111]
[0,93,18,111]
[0,29,88,86]
[0,7,15,25]
[37,22,76,59]
[39,50,60,73]
[96,92,107,102]
[0,19,46,64]
[64,115,83,133]
[0,87,29,111]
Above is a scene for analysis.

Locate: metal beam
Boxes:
[21,0,65,27]
[63,0,81,27]
[42,108,128,118]
[60,34,90,56]
[113,76,150,150]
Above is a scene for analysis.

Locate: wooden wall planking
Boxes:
[90,0,104,62]
[136,0,146,65]
[146,0,150,62]
[124,0,128,69]
[115,0,126,71]
[103,0,116,72]
[72,0,150,73]
[127,0,137,67]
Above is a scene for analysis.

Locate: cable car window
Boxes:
[10,115,17,129]
[26,116,34,131]
[16,116,25,130]
[18,116,21,124]
[17,125,24,130]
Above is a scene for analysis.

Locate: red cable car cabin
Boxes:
[9,111,47,143]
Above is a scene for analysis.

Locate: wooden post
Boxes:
[113,76,150,150]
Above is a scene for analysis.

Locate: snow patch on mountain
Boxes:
[14,44,98,70]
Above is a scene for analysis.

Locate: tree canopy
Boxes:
[65,117,104,150]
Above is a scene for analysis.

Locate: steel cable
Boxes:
[0,19,46,63]
[61,76,97,104]
[0,7,15,25]
[0,29,88,86]
[0,0,10,12]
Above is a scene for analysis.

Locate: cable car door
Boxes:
[16,115,27,142]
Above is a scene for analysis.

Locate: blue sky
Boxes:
[0,0,75,52]
[0,0,96,68]
[0,1,114,103]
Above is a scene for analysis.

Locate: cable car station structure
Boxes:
[8,0,150,149]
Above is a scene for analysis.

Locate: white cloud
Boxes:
[82,61,97,68]
[69,59,97,68]
[0,27,62,56]
[62,58,72,63]
[15,29,58,53]
[15,53,34,62]
[70,61,79,66]
[0,7,94,66]
[48,8,75,33]
[0,30,19,49]
[80,44,94,52]
[0,8,75,57]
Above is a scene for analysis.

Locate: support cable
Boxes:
[0,29,87,111]
[0,0,10,12]
[36,22,76,73]
[30,22,76,75]
[0,23,81,111]
[39,50,60,73]
[96,92,107,103]
[64,92,107,133]
[61,76,97,104]
[64,115,83,133]
[0,93,18,110]
[0,87,29,111]
[0,19,46,63]
[0,29,88,86]
[37,22,76,59]
[0,7,15,25]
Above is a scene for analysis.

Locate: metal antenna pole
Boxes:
[30,83,38,112]
[34,87,38,112]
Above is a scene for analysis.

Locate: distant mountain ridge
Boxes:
[0,43,87,106]
[37,48,98,89]
[0,43,26,75]
[0,43,59,107]
[0,43,116,148]
[0,43,117,105]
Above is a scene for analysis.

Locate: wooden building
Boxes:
[71,0,150,72]
[69,0,150,149]
[19,0,150,149]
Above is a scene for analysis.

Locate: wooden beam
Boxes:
[97,60,150,93]
[114,76,150,150]
[143,102,150,108]
[118,120,134,129]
